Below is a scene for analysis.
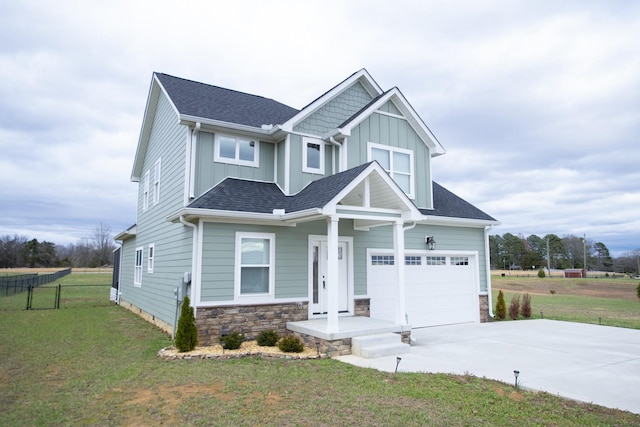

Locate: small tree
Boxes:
[521,293,532,318]
[175,296,198,352]
[509,295,521,320]
[637,283,640,300]
[495,290,507,320]
[537,268,546,278]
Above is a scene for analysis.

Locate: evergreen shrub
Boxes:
[221,332,245,350]
[637,283,640,300]
[175,296,198,352]
[256,329,279,346]
[537,269,546,278]
[495,290,507,320]
[278,335,304,353]
[521,293,532,318]
[509,295,520,320]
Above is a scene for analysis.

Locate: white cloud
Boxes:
[0,0,638,256]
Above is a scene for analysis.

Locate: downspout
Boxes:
[178,215,199,333]
[188,122,201,201]
[484,225,495,318]
[329,136,341,173]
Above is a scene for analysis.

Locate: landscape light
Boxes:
[395,357,402,373]
[514,370,520,390]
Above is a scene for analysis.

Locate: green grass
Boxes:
[491,275,640,329]
[1,273,639,426]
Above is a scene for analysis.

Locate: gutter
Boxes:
[484,225,495,319]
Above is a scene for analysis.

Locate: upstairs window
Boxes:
[147,244,155,273]
[142,171,150,211]
[214,134,259,167]
[152,159,161,205]
[368,143,414,198]
[302,137,324,174]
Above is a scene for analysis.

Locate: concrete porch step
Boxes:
[351,333,411,359]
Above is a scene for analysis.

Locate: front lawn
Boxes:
[1,273,638,425]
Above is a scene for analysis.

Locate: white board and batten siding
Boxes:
[367,249,480,328]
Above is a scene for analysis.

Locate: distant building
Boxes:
[564,269,585,278]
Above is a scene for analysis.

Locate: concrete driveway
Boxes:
[336,319,640,414]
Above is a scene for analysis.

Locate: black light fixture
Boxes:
[395,357,402,373]
[425,236,436,250]
[514,370,520,390]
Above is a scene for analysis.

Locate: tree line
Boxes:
[0,223,116,269]
[490,232,640,274]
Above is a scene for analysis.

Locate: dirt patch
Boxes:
[493,277,639,300]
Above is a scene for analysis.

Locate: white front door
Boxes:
[310,239,349,316]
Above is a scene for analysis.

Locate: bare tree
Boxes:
[92,223,115,267]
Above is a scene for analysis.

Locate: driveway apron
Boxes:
[336,319,640,414]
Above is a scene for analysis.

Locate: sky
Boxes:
[1,0,639,256]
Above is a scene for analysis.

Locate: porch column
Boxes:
[393,220,407,325]
[326,216,339,332]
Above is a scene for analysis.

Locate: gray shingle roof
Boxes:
[155,73,299,128]
[188,163,372,213]
[188,164,495,222]
[421,182,496,221]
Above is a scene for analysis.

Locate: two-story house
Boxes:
[114,69,499,356]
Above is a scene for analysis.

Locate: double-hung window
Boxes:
[142,171,150,211]
[302,137,324,174]
[147,244,155,273]
[152,159,161,205]
[368,142,414,198]
[214,134,259,167]
[235,233,275,297]
[134,247,143,286]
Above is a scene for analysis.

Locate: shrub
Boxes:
[509,295,520,320]
[637,283,640,300]
[256,329,279,346]
[221,332,245,350]
[537,269,546,278]
[495,290,506,320]
[175,296,198,352]
[521,293,532,318]
[278,335,304,353]
[550,289,556,295]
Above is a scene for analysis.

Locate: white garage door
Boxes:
[367,252,478,328]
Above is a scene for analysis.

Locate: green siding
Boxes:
[120,91,193,327]
[348,113,432,208]
[194,131,275,197]
[294,82,373,135]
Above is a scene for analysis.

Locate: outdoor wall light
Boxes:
[514,370,520,390]
[425,236,436,250]
[395,357,402,373]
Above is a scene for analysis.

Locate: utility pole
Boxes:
[583,234,587,278]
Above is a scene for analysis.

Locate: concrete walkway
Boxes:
[336,320,640,414]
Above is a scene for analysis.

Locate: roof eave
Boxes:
[419,215,501,227]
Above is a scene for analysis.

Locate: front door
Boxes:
[310,239,349,316]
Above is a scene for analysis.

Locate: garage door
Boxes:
[367,252,478,328]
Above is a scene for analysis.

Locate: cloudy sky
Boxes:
[1,0,638,256]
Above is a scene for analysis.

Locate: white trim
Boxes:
[367,142,415,199]
[147,243,155,273]
[375,109,407,120]
[302,136,325,174]
[234,232,276,300]
[214,133,260,167]
[134,246,143,287]
[284,134,290,194]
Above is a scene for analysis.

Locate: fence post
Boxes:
[26,286,32,310]
[56,284,61,309]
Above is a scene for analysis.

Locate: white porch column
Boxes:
[394,220,407,325]
[326,216,340,332]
